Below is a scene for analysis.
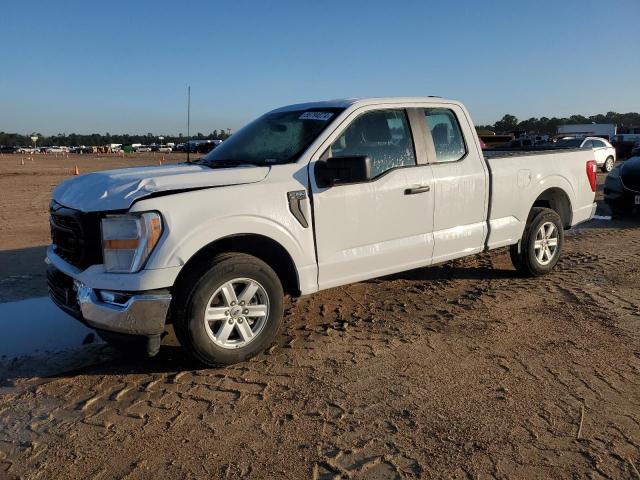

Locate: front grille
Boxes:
[47,265,82,319]
[50,201,103,269]
[621,173,640,192]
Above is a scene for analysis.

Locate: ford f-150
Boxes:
[47,97,598,365]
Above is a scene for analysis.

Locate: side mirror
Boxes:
[315,156,372,187]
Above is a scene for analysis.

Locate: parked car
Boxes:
[195,140,222,154]
[44,146,66,154]
[604,153,640,216]
[151,144,172,153]
[135,145,152,153]
[47,97,597,365]
[183,140,208,153]
[478,132,514,148]
[612,134,640,159]
[0,145,16,153]
[16,147,35,154]
[554,137,616,172]
[493,138,536,149]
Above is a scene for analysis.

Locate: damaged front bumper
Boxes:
[76,285,171,336]
[46,252,171,337]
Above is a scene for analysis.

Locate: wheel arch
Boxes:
[172,234,301,300]
[531,187,573,228]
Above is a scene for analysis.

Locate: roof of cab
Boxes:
[270,97,455,113]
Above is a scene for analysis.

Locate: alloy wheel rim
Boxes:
[534,221,559,266]
[203,278,270,349]
[606,158,614,171]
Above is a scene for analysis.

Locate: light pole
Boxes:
[30,136,38,153]
[158,136,164,147]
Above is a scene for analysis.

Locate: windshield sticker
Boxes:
[299,111,333,121]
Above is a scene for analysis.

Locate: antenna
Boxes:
[186,85,191,163]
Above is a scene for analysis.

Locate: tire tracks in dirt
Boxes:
[1,223,639,479]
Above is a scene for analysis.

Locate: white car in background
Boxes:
[45,146,67,154]
[16,147,36,154]
[555,137,617,172]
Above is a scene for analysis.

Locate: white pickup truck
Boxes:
[47,97,597,365]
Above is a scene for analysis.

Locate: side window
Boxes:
[424,108,467,163]
[329,109,416,178]
[592,139,604,148]
[583,140,594,148]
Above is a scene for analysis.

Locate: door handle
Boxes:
[404,185,431,195]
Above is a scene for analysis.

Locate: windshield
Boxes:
[555,138,583,148]
[202,108,343,166]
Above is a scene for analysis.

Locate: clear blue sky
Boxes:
[1,0,639,135]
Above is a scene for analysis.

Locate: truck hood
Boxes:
[52,163,270,212]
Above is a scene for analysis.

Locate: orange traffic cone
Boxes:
[74,165,80,175]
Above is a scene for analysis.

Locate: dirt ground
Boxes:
[0,154,639,479]
[0,152,185,302]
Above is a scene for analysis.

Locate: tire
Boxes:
[172,253,283,366]
[510,207,564,276]
[601,156,615,173]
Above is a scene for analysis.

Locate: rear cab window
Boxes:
[424,108,467,163]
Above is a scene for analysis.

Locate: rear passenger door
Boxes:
[590,139,607,165]
[310,107,435,289]
[420,105,489,263]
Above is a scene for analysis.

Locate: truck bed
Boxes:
[483,148,596,251]
[483,146,587,159]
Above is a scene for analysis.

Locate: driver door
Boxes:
[309,107,435,290]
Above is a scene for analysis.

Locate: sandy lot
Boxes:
[0,154,639,479]
[0,152,185,302]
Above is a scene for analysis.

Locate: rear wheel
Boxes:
[602,156,615,173]
[173,253,283,366]
[510,207,564,276]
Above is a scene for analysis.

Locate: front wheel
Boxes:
[602,156,615,173]
[173,253,284,366]
[510,207,564,276]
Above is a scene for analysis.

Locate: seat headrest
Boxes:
[361,114,392,143]
[431,123,449,145]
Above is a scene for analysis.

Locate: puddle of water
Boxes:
[0,297,97,358]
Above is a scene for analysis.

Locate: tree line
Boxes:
[0,130,231,147]
[476,111,640,135]
[2,110,640,147]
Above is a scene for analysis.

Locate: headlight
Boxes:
[101,212,163,273]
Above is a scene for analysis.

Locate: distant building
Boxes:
[557,123,616,140]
